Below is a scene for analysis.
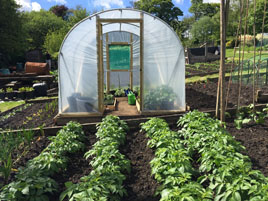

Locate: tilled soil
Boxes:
[1,136,51,186]
[0,101,58,130]
[186,81,258,110]
[1,80,266,130]
[2,79,268,200]
[3,120,268,200]
[3,130,97,201]
[50,133,97,201]
[121,129,160,201]
[226,119,268,177]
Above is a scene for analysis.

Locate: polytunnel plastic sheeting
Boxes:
[143,14,185,111]
[59,17,98,113]
[58,9,185,113]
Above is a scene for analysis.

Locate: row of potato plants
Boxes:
[177,110,268,200]
[0,122,85,201]
[141,118,212,201]
[60,115,130,201]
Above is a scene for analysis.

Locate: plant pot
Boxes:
[76,97,96,112]
[0,92,5,100]
[17,92,25,100]
[161,101,174,110]
[25,91,34,99]
[109,90,116,95]
[6,92,15,100]
[67,93,81,112]
[104,98,114,105]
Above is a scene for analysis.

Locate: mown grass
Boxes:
[0,101,25,113]
[226,49,268,61]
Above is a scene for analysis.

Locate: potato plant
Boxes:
[60,115,130,201]
[177,110,268,201]
[0,122,85,201]
[141,118,212,201]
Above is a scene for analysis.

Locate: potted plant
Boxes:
[25,87,34,99]
[114,88,125,97]
[133,86,140,97]
[144,85,176,110]
[6,87,15,100]
[104,94,114,105]
[17,87,26,99]
[0,88,5,100]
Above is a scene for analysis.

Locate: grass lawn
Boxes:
[0,101,25,113]
[226,49,268,61]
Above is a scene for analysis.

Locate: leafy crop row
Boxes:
[0,129,35,186]
[178,110,268,201]
[141,118,212,201]
[60,115,130,201]
[0,122,85,201]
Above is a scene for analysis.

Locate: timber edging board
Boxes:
[26,97,58,104]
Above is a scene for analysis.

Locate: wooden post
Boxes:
[96,16,101,113]
[97,17,104,113]
[205,43,207,62]
[238,0,249,110]
[99,23,104,112]
[253,0,256,110]
[220,0,226,122]
[216,76,220,118]
[265,60,268,85]
[130,33,133,91]
[248,61,250,83]
[106,33,110,93]
[140,13,144,111]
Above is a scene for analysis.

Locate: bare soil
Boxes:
[121,129,160,201]
[226,119,268,177]
[2,78,268,200]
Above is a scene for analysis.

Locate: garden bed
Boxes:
[2,112,268,200]
[1,80,268,130]
[0,100,58,130]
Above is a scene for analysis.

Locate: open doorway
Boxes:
[102,31,140,116]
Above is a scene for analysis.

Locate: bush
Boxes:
[226,39,236,48]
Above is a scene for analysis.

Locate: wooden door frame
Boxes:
[96,14,144,113]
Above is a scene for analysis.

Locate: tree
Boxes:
[43,6,90,59]
[68,6,90,26]
[190,16,216,44]
[134,0,183,25]
[189,0,220,20]
[180,16,196,46]
[49,5,69,20]
[0,0,26,66]
[23,10,66,51]
[43,27,69,59]
[248,0,268,34]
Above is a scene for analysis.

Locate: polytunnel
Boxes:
[57,8,185,120]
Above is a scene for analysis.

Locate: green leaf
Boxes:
[161,189,171,198]
[234,192,241,201]
[65,181,73,188]
[242,118,251,124]
[22,186,29,195]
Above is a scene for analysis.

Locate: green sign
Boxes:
[109,44,130,70]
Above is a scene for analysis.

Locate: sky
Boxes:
[15,0,220,18]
